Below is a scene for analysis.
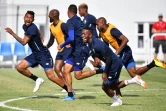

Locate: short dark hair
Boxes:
[83,27,93,34]
[68,4,77,14]
[79,3,88,9]
[25,11,35,19]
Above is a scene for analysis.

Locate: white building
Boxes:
[0,0,166,63]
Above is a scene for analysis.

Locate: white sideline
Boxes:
[0,89,166,111]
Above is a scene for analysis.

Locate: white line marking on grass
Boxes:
[0,96,38,111]
[0,89,166,111]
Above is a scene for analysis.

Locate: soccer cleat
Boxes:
[133,75,147,89]
[62,96,75,101]
[61,89,67,92]
[100,65,105,71]
[110,99,122,106]
[72,90,76,95]
[154,58,166,69]
[33,78,44,92]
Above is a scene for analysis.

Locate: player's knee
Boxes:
[47,74,54,80]
[16,65,24,72]
[74,73,82,80]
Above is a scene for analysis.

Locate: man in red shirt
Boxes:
[152,14,166,63]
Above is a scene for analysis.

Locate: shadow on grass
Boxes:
[78,96,96,99]
[32,95,60,99]
[122,94,140,97]
[90,84,101,87]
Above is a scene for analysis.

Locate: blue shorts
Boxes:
[108,59,122,80]
[119,46,136,70]
[24,49,53,71]
[55,47,72,61]
[103,59,122,85]
[66,45,90,71]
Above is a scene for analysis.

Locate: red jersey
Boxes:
[152,21,166,40]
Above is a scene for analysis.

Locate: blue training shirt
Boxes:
[63,15,84,50]
[83,14,98,38]
[23,23,46,53]
[90,38,119,74]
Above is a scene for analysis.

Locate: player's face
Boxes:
[24,14,34,27]
[82,29,92,43]
[96,20,104,32]
[78,7,85,17]
[49,14,54,23]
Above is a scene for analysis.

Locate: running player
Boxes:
[78,3,105,71]
[58,4,103,101]
[5,11,68,93]
[82,27,147,106]
[46,9,72,92]
[96,17,166,78]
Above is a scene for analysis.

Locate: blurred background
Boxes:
[0,0,166,68]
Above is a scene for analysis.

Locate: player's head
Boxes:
[68,4,77,18]
[158,14,163,22]
[96,17,107,32]
[78,3,88,17]
[49,9,59,24]
[24,11,35,26]
[82,27,93,43]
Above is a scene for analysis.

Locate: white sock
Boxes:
[112,95,119,101]
[124,77,136,85]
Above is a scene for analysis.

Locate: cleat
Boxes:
[62,96,75,101]
[133,75,147,89]
[100,65,105,71]
[72,90,76,95]
[110,99,122,106]
[61,89,67,92]
[33,78,44,92]
[154,58,166,69]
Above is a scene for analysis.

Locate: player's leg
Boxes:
[54,60,66,83]
[45,68,66,87]
[154,40,160,59]
[161,40,166,64]
[18,54,44,92]
[63,62,75,101]
[39,50,68,92]
[73,56,103,80]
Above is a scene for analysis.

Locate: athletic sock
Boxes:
[112,94,119,101]
[147,60,155,69]
[96,69,103,74]
[62,85,68,92]
[124,78,136,85]
[29,74,38,81]
[68,92,73,97]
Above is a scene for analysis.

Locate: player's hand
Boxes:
[5,27,15,36]
[102,73,108,84]
[57,45,62,50]
[115,51,119,55]
[66,44,71,48]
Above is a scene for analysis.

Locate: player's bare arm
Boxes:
[5,27,30,45]
[46,32,55,48]
[115,35,128,55]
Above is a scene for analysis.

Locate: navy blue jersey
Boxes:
[67,15,84,49]
[83,14,98,38]
[23,23,46,53]
[61,23,68,40]
[90,38,119,74]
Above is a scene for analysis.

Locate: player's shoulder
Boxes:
[87,14,96,19]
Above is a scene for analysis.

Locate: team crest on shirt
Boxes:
[46,63,49,65]
[83,20,87,24]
